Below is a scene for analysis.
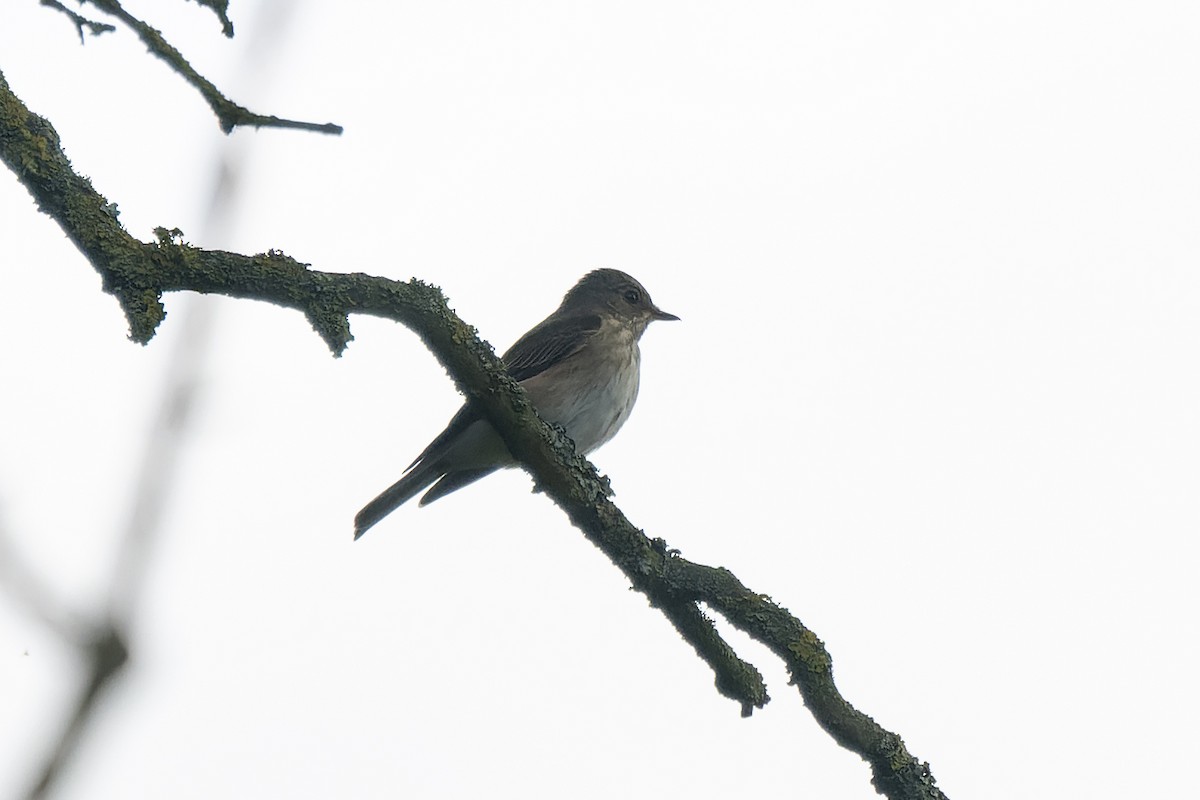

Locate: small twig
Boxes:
[185,0,234,37]
[663,558,948,799]
[66,0,340,134]
[39,0,116,43]
[652,593,769,716]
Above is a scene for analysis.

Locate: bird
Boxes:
[354,268,678,539]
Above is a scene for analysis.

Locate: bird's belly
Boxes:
[534,350,641,454]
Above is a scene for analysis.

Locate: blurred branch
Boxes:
[0,70,946,800]
[39,0,116,42]
[0,522,87,647]
[26,624,129,800]
[40,0,338,134]
[0,514,131,800]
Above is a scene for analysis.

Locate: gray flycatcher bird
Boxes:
[354,268,678,539]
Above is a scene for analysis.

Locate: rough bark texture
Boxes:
[1,66,946,800]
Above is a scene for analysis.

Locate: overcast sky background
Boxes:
[2,1,1198,798]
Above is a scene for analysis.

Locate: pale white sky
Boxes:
[2,1,1198,798]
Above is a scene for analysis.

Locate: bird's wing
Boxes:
[402,403,477,472]
[502,313,603,382]
[401,313,602,473]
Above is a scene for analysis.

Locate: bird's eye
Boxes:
[623,288,641,305]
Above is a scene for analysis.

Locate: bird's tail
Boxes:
[353,463,439,540]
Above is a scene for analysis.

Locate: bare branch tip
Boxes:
[186,0,236,37]
[40,0,117,42]
[307,310,354,357]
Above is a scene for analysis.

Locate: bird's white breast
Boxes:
[523,319,642,455]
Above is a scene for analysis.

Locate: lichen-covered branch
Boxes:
[661,559,946,799]
[0,63,766,712]
[0,69,946,799]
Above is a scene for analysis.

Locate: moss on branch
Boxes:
[0,67,946,800]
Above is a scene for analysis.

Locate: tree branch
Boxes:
[0,513,131,800]
[184,0,234,38]
[0,70,946,799]
[51,0,338,134]
[39,0,117,42]
[26,623,129,800]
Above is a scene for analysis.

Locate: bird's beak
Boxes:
[650,305,680,322]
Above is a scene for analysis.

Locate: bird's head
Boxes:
[559,268,679,335]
